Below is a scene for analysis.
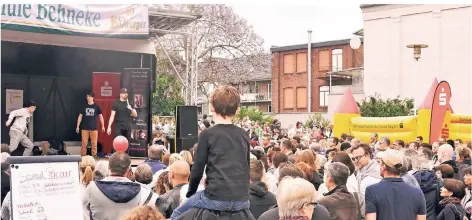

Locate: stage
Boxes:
[65,141,146,165]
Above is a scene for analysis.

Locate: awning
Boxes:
[317,67,363,80]
[1,29,156,54]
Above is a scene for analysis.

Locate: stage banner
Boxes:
[430,81,452,143]
[1,4,149,38]
[93,72,121,154]
[123,68,151,158]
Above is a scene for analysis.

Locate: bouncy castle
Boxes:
[333,79,472,144]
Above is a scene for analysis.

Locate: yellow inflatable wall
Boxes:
[333,79,471,143]
[449,114,472,142]
[336,113,472,144]
[350,116,418,143]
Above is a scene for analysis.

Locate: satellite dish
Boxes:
[350,35,361,49]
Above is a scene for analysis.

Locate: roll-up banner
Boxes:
[123,68,151,158]
[430,81,452,143]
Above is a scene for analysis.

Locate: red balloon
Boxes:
[113,136,129,153]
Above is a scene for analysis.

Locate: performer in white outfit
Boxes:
[5,101,36,156]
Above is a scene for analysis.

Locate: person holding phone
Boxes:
[107,88,138,141]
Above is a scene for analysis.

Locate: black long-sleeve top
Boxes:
[186,124,250,201]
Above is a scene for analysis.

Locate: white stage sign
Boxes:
[10,161,82,220]
[6,89,23,114]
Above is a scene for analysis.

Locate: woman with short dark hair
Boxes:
[437,178,467,220]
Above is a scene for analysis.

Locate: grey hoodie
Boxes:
[83,176,155,220]
[354,159,382,217]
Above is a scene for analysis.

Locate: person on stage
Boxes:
[5,101,36,156]
[107,88,137,140]
[76,92,105,157]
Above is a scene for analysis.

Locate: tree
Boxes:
[152,74,185,116]
[151,4,270,102]
[152,49,185,116]
[356,94,414,117]
[236,107,274,124]
[305,113,331,128]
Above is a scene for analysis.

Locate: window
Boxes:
[318,50,330,71]
[267,105,272,113]
[283,88,294,109]
[296,53,307,73]
[242,83,259,94]
[332,49,343,72]
[283,54,295,74]
[296,87,307,108]
[319,86,329,107]
[267,83,272,97]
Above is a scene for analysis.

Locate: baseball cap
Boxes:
[378,150,403,169]
[120,88,128,93]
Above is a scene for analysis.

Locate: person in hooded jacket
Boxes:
[248,160,276,219]
[83,153,156,220]
[413,157,443,220]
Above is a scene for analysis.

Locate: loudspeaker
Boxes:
[175,137,198,153]
[175,105,198,138]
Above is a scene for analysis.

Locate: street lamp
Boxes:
[406,44,428,61]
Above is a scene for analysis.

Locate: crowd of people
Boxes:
[1,84,472,220]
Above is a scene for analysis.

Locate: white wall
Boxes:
[362,5,472,115]
[326,92,366,121]
[275,113,329,128]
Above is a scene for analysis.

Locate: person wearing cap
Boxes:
[365,150,427,220]
[5,100,37,156]
[107,88,137,142]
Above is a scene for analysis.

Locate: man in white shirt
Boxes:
[5,101,37,156]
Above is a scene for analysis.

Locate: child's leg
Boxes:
[194,192,250,212]
[170,191,204,219]
[170,191,250,219]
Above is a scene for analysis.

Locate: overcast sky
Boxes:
[231,4,363,51]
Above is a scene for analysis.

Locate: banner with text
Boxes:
[1,4,149,38]
[93,72,121,154]
[123,68,151,157]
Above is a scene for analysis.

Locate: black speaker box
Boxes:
[175,105,198,138]
[175,137,198,153]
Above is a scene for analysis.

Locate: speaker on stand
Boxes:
[173,105,199,153]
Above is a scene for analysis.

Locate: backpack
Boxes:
[451,204,468,220]
[48,138,69,155]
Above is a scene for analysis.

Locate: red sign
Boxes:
[93,72,121,153]
[429,81,452,143]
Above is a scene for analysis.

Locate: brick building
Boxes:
[197,71,272,115]
[271,39,364,113]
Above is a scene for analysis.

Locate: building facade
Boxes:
[271,39,364,113]
[361,4,472,115]
[196,71,272,115]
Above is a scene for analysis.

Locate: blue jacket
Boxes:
[144,159,167,174]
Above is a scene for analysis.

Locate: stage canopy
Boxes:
[1,4,201,54]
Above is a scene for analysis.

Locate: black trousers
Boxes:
[113,128,131,153]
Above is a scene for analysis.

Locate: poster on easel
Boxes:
[7,156,82,220]
[6,89,23,114]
